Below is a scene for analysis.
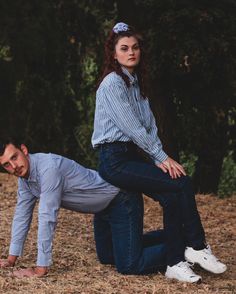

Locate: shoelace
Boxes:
[203,245,212,254]
[177,261,196,273]
[203,246,220,261]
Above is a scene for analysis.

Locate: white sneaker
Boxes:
[165,261,202,283]
[185,245,227,274]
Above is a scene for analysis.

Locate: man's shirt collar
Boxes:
[26,154,37,183]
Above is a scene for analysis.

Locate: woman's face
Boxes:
[114,36,141,73]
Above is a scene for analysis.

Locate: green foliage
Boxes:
[179,152,197,177]
[0,0,235,195]
[180,151,236,197]
[218,151,236,197]
[74,124,98,169]
[74,54,99,168]
[0,46,12,61]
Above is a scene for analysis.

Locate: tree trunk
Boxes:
[193,108,229,194]
[150,79,180,161]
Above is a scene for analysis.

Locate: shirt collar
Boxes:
[121,66,138,85]
[25,154,37,183]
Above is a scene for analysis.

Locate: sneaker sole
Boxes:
[167,276,202,284]
[165,274,202,284]
[185,254,227,274]
[191,261,227,274]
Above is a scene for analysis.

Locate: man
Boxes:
[0,140,167,278]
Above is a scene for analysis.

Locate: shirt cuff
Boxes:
[37,251,52,267]
[9,242,24,257]
[154,150,168,165]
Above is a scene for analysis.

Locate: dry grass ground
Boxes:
[0,173,235,294]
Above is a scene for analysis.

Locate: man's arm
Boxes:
[8,168,63,278]
[9,186,37,258]
[17,168,64,277]
[0,184,37,269]
[36,168,63,269]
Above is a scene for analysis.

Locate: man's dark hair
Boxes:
[0,138,22,156]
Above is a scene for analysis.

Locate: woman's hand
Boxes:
[157,157,186,179]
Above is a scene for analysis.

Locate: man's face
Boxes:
[0,144,30,178]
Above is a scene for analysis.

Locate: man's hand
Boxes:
[157,157,186,179]
[12,266,48,278]
[0,259,13,267]
[0,255,17,267]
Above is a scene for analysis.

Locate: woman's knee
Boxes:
[174,175,193,192]
[178,175,195,196]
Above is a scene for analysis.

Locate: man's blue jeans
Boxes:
[94,191,167,274]
[98,142,206,266]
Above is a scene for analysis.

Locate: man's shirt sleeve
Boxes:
[101,80,168,164]
[9,185,37,257]
[37,167,63,266]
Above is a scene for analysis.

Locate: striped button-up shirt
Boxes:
[92,67,168,164]
[9,153,119,267]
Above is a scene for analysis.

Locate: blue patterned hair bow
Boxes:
[113,22,129,34]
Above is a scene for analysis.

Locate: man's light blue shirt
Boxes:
[9,153,119,266]
[92,67,168,164]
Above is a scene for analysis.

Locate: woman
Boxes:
[92,22,226,283]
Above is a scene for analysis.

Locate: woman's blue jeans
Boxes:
[98,142,206,266]
[94,191,167,274]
